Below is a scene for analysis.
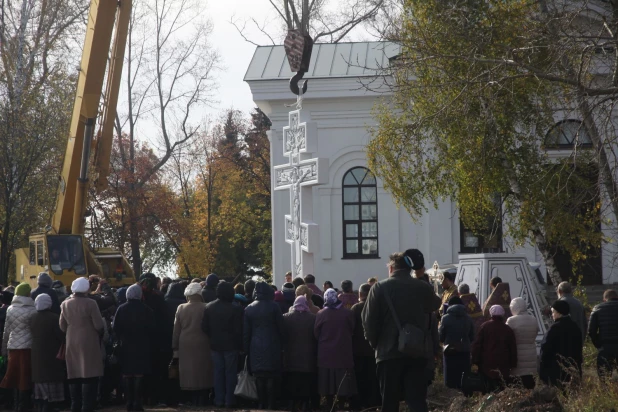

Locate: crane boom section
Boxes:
[52,0,120,234]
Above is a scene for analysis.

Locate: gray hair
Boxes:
[458,283,470,295]
[557,281,572,295]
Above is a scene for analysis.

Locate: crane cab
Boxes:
[15,234,135,289]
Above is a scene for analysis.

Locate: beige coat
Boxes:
[172,296,213,390]
[59,294,105,379]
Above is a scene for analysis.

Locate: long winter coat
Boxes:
[172,295,213,390]
[113,300,156,375]
[314,306,355,369]
[31,309,64,383]
[471,316,517,380]
[1,296,36,354]
[243,283,285,375]
[540,316,582,386]
[283,310,317,373]
[506,313,539,376]
[60,294,105,379]
[560,295,587,343]
[164,283,186,354]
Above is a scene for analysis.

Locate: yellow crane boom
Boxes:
[15,0,135,287]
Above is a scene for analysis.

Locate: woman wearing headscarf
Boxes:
[244,282,285,410]
[283,296,317,411]
[439,296,475,389]
[314,288,357,410]
[506,297,539,389]
[172,282,213,406]
[31,294,65,412]
[113,284,155,411]
[0,283,36,410]
[60,277,105,412]
[295,285,319,314]
[471,305,517,392]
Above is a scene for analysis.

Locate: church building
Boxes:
[244,42,618,288]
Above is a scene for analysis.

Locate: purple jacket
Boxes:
[338,293,358,310]
[314,306,355,369]
[307,283,323,297]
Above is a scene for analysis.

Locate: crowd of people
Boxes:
[0,248,615,412]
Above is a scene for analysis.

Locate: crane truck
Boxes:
[15,0,135,288]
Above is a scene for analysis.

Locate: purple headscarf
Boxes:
[292,295,310,313]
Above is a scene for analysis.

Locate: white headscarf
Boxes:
[184,282,202,298]
[126,284,143,301]
[510,297,527,316]
[71,277,90,294]
[34,294,52,311]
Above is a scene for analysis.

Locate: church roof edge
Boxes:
[244,41,400,82]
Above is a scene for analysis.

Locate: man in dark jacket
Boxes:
[202,281,243,408]
[541,300,583,388]
[362,251,441,412]
[31,272,61,314]
[558,281,587,342]
[202,273,219,303]
[244,279,256,304]
[351,283,380,410]
[588,289,618,379]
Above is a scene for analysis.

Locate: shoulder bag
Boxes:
[383,289,426,358]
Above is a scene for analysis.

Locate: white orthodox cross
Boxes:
[274,109,328,278]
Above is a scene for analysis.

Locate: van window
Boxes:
[36,240,44,266]
[29,242,35,265]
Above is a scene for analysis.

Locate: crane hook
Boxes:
[290,71,308,96]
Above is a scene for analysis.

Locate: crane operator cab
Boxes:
[15,233,134,289]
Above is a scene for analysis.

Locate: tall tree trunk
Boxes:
[128,192,141,276]
[0,219,11,285]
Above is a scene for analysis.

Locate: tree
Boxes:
[367,0,609,284]
[113,0,218,276]
[0,0,88,284]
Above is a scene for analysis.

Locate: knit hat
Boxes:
[489,304,505,317]
[126,284,143,301]
[37,272,53,287]
[71,277,90,294]
[15,282,31,297]
[551,300,570,316]
[216,281,234,302]
[34,294,52,311]
[510,297,527,315]
[403,249,425,270]
[206,273,219,288]
[184,282,202,297]
[282,282,295,292]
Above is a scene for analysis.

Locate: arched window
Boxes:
[544,120,592,148]
[342,167,379,258]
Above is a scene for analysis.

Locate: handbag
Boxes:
[383,289,426,358]
[168,358,179,380]
[461,371,487,397]
[443,339,466,356]
[56,343,66,361]
[234,358,258,400]
[107,341,121,365]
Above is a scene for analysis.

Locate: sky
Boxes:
[206,0,279,118]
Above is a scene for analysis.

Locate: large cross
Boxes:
[274,109,328,278]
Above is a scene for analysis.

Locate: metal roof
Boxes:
[244,41,400,81]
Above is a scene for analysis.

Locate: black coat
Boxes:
[283,310,317,372]
[244,283,285,374]
[351,301,373,357]
[589,299,618,349]
[31,310,65,382]
[362,269,441,363]
[113,300,156,375]
[201,287,217,304]
[202,298,243,352]
[164,283,186,352]
[31,285,61,314]
[541,316,583,386]
[142,289,167,352]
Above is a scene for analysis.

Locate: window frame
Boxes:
[544,119,593,149]
[342,167,380,259]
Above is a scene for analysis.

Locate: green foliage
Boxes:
[368,0,603,281]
